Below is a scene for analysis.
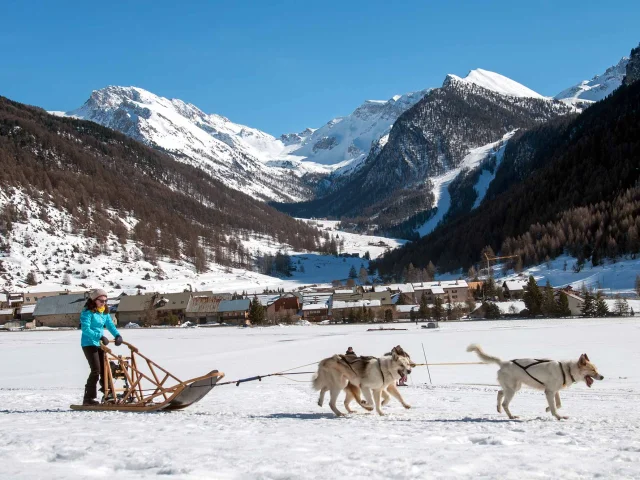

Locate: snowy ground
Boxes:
[1,318,639,479]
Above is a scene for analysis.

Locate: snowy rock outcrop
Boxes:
[555,57,629,108]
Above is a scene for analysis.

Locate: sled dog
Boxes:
[343,346,414,413]
[467,344,604,420]
[313,345,413,416]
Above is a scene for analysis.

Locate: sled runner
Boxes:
[70,341,224,412]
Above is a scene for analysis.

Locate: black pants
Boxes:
[82,346,105,400]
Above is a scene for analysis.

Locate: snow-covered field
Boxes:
[1,318,639,479]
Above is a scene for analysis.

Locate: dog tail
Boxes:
[466,344,502,365]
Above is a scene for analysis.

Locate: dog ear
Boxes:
[584,353,590,361]
[579,354,587,365]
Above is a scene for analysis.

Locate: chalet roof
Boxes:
[33,294,87,316]
[332,299,381,309]
[20,304,36,314]
[217,299,250,313]
[412,280,468,290]
[117,295,153,312]
[154,292,192,311]
[503,280,527,291]
[186,296,225,314]
[302,302,329,311]
[430,286,445,294]
[272,297,300,312]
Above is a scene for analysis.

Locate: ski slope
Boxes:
[0,318,638,479]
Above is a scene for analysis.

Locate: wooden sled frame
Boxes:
[71,341,224,412]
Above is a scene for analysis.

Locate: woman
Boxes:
[80,289,123,405]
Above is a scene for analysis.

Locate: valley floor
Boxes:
[1,318,639,479]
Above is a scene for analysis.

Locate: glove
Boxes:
[100,336,109,346]
[115,335,123,347]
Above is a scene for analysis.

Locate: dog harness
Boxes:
[512,359,575,387]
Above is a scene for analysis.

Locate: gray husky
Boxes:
[467,344,604,420]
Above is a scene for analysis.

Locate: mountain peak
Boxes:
[556,56,629,106]
[445,69,545,99]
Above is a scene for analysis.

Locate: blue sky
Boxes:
[1,0,638,135]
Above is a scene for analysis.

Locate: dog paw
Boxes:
[403,404,411,409]
[555,415,569,420]
[508,415,519,420]
[545,407,550,412]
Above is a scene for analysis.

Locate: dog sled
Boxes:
[70,341,224,412]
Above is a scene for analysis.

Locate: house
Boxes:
[562,291,584,316]
[185,294,232,324]
[117,292,192,326]
[301,302,331,322]
[216,299,251,325]
[331,299,382,321]
[19,303,36,322]
[0,308,15,325]
[22,290,84,305]
[333,288,363,302]
[154,292,192,324]
[117,294,154,326]
[361,291,394,305]
[0,293,8,309]
[32,293,87,328]
[7,293,24,308]
[395,305,419,320]
[412,280,469,304]
[503,280,527,299]
[265,295,301,323]
[467,281,484,298]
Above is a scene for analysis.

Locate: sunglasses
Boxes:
[95,298,107,304]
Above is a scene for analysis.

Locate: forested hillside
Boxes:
[0,97,326,271]
[373,77,640,277]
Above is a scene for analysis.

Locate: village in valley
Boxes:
[2,269,638,331]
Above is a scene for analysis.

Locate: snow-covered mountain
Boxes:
[555,57,629,108]
[277,69,573,230]
[57,86,430,201]
[56,86,319,202]
[445,68,546,99]
[282,89,430,169]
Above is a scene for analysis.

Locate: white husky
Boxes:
[467,344,604,420]
[313,349,413,417]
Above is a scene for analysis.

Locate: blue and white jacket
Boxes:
[80,309,120,347]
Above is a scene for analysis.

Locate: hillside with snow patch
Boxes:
[0,188,404,296]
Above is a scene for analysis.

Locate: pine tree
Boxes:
[636,274,640,296]
[581,291,595,317]
[419,294,430,320]
[62,273,71,286]
[410,308,417,324]
[541,281,557,317]
[595,292,610,317]
[348,265,357,279]
[432,297,444,321]
[523,276,543,315]
[557,291,571,317]
[482,301,501,319]
[249,297,265,325]
[26,271,37,286]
